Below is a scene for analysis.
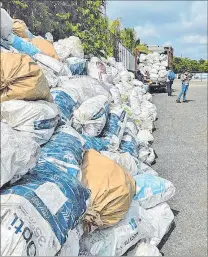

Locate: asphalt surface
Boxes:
[152,79,207,256]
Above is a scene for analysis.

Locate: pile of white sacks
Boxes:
[1,16,176,256]
[138,52,168,84]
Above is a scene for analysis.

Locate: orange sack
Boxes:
[0,53,52,102]
[81,149,136,233]
[31,38,60,60]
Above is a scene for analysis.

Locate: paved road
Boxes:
[152,79,207,256]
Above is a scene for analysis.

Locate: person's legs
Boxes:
[183,85,189,102]
[177,83,186,102]
[167,82,171,96]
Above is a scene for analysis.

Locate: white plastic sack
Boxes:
[133,173,176,209]
[108,57,116,67]
[58,75,111,104]
[1,122,40,187]
[80,200,154,256]
[142,92,152,102]
[120,70,131,82]
[133,242,161,256]
[101,151,140,177]
[72,95,109,137]
[150,68,158,74]
[1,8,13,39]
[58,225,83,256]
[54,36,84,61]
[87,58,106,81]
[116,62,125,72]
[161,61,168,67]
[137,130,154,145]
[101,106,128,151]
[133,79,144,87]
[1,100,59,145]
[33,53,69,76]
[146,203,174,246]
[110,86,122,106]
[126,121,138,136]
[37,62,59,88]
[138,146,155,164]
[45,32,53,43]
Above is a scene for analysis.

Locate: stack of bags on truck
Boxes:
[138,52,168,84]
[1,8,176,257]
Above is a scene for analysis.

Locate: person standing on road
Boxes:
[176,70,192,103]
[166,67,176,96]
[136,70,144,82]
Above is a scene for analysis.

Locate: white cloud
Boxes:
[180,1,207,30]
[180,35,207,45]
[135,24,159,39]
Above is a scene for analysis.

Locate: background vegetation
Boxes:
[1,0,207,72]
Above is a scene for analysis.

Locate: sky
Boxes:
[107,1,208,60]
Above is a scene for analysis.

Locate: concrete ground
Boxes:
[152,79,207,256]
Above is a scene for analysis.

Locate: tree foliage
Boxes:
[173,57,208,73]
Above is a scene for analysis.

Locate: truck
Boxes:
[138,45,174,92]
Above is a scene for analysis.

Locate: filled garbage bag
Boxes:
[8,33,41,57]
[1,8,13,40]
[58,75,111,104]
[51,88,79,126]
[72,95,109,137]
[101,151,141,177]
[82,135,110,152]
[31,38,59,60]
[0,121,40,187]
[33,53,69,76]
[137,129,154,147]
[87,57,107,81]
[54,36,84,61]
[12,19,34,39]
[81,150,136,232]
[119,127,139,158]
[58,224,83,256]
[101,106,127,151]
[1,166,90,256]
[66,57,87,75]
[0,53,52,102]
[79,200,154,256]
[38,62,59,88]
[1,100,59,145]
[138,146,155,165]
[132,242,161,256]
[110,86,122,106]
[145,203,174,246]
[34,126,85,179]
[133,173,176,209]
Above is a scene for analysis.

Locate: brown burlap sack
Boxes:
[81,149,136,233]
[0,53,52,102]
[12,19,29,38]
[31,38,60,60]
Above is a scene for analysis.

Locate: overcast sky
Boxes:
[107,1,207,60]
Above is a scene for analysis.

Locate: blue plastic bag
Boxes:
[100,107,127,151]
[9,33,40,57]
[82,135,110,152]
[133,173,175,208]
[119,129,139,158]
[67,57,87,75]
[51,89,79,126]
[35,126,85,178]
[1,165,90,247]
